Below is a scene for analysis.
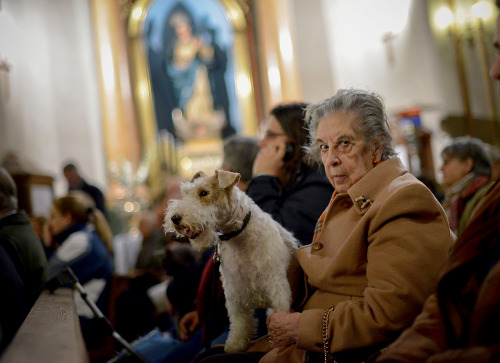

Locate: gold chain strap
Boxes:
[322,307,335,363]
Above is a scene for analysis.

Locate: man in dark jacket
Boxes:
[63,162,107,216]
[0,167,49,312]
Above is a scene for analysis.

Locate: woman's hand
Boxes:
[179,310,200,341]
[252,139,286,177]
[267,311,301,347]
[42,221,54,248]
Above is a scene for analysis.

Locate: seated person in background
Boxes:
[440,136,493,237]
[135,211,168,275]
[45,195,113,348]
[198,89,453,363]
[113,241,207,363]
[220,135,260,190]
[0,244,26,353]
[247,102,334,246]
[0,167,48,315]
[163,243,205,330]
[68,190,114,254]
[63,162,107,216]
[376,181,500,363]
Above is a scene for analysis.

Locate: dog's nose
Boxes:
[171,215,182,225]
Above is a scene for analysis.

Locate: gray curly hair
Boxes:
[441,136,491,177]
[304,89,397,165]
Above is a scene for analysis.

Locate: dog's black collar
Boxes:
[217,211,252,241]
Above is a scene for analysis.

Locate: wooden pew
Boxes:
[0,288,89,363]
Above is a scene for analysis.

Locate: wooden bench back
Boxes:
[0,288,89,363]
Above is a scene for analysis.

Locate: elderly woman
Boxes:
[197,89,452,363]
[440,136,492,237]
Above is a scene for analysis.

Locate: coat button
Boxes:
[312,242,323,251]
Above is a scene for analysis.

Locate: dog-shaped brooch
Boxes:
[164,170,299,352]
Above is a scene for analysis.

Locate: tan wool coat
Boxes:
[260,158,453,363]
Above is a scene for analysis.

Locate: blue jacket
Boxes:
[48,223,112,315]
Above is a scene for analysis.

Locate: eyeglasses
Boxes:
[263,130,287,139]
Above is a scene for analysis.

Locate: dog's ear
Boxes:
[191,171,205,182]
[216,170,240,190]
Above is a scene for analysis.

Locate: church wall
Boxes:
[291,0,336,104]
[0,0,106,197]
[319,0,446,109]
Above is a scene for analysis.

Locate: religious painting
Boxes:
[129,0,258,181]
[147,0,238,141]
[139,0,248,142]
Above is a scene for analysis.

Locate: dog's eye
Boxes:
[199,190,208,197]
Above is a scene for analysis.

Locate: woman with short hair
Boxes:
[440,136,493,236]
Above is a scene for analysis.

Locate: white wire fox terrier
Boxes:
[164,170,299,353]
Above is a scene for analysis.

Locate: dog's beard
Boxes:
[189,228,217,250]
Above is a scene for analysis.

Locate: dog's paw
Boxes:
[224,338,250,353]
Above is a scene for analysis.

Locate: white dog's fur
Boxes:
[164,170,299,352]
